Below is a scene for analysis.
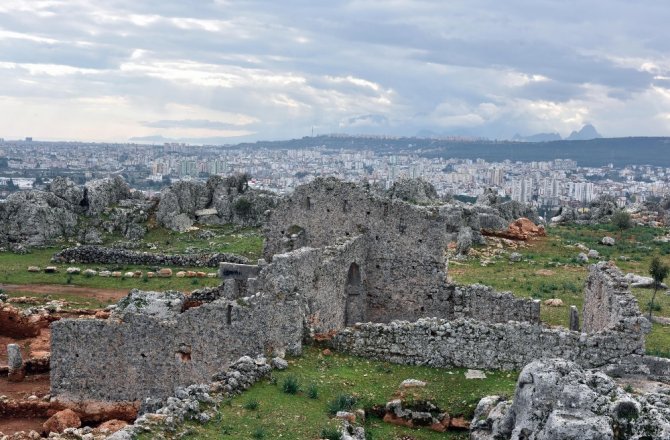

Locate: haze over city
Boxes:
[1,0,670,143]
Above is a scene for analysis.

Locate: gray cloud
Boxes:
[0,0,668,141]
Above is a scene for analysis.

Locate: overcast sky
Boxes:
[1,0,669,143]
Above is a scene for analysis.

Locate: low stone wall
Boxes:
[333,262,648,371]
[386,283,540,325]
[52,245,249,268]
[50,291,303,403]
[332,317,645,371]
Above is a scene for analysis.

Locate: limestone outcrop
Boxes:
[0,176,147,247]
[156,174,278,232]
[470,358,670,440]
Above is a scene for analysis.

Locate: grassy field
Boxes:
[450,223,670,355]
[141,347,517,440]
[0,224,264,306]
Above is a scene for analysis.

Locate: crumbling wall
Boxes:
[263,178,486,323]
[582,261,646,334]
[333,263,648,370]
[258,235,368,332]
[50,291,303,403]
[333,317,645,371]
[53,245,249,267]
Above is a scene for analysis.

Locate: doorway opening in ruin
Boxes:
[344,263,366,326]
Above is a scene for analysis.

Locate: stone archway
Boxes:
[344,263,366,325]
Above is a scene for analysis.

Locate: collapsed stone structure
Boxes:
[48,178,655,430]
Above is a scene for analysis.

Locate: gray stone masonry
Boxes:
[219,262,261,280]
[333,262,649,371]
[50,290,303,404]
[53,245,248,267]
[263,178,517,324]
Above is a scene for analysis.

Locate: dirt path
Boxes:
[0,284,130,302]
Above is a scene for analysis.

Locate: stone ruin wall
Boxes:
[582,261,645,334]
[262,178,539,326]
[50,291,304,404]
[333,262,649,370]
[53,245,249,267]
[49,234,367,405]
[264,178,483,323]
[257,235,369,333]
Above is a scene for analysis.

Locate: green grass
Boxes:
[130,224,263,260]
[0,248,221,293]
[141,347,517,440]
[0,224,264,306]
[451,224,670,355]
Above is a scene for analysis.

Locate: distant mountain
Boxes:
[512,132,562,142]
[566,124,602,141]
[129,134,257,145]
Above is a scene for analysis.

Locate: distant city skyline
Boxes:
[1,1,669,143]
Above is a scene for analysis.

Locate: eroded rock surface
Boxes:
[471,358,670,440]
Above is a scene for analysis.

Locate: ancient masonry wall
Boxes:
[50,291,303,404]
[53,245,249,267]
[263,178,486,323]
[333,263,649,370]
[582,261,646,333]
[257,235,368,333]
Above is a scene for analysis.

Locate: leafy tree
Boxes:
[648,256,669,321]
[612,209,631,235]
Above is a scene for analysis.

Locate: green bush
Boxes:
[244,399,260,410]
[320,427,341,440]
[327,394,357,415]
[252,427,266,439]
[282,376,300,394]
[307,384,319,399]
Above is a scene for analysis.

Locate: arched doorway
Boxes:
[344,263,366,325]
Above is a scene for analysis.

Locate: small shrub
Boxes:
[66,275,73,284]
[282,376,300,394]
[252,427,266,439]
[244,399,260,410]
[647,301,662,312]
[142,274,149,283]
[624,384,634,393]
[307,384,319,399]
[84,271,94,279]
[327,394,357,415]
[320,427,341,440]
[191,278,200,285]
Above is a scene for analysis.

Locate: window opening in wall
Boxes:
[227,304,233,325]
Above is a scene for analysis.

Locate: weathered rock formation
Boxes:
[156,174,278,232]
[471,358,670,440]
[0,176,146,247]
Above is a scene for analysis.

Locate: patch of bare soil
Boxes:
[0,374,50,401]
[535,269,556,276]
[0,417,49,434]
[0,284,129,303]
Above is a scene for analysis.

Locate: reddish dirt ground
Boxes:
[0,328,50,365]
[0,284,129,303]
[0,374,50,401]
[0,417,49,434]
